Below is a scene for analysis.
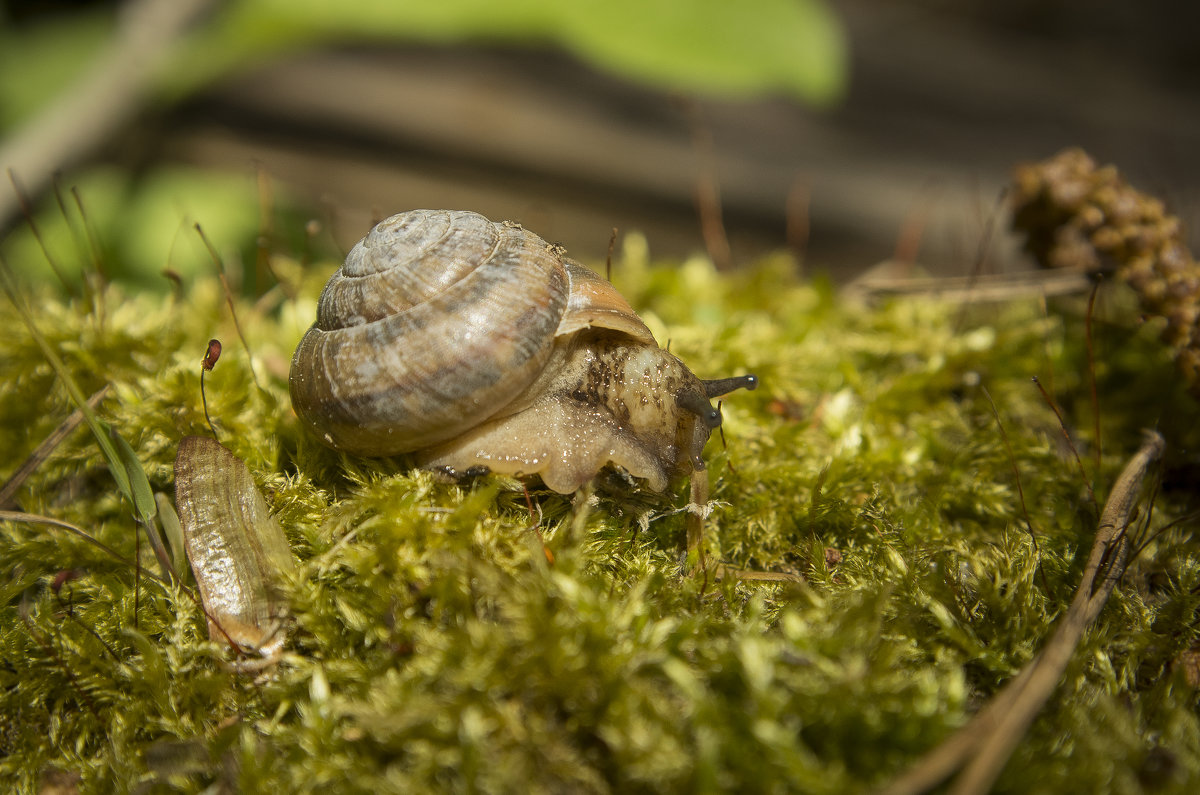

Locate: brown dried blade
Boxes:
[878,430,1165,795]
[0,385,109,509]
[174,436,296,662]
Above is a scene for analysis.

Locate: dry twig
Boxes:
[846,267,1091,304]
[0,385,109,509]
[878,430,1165,795]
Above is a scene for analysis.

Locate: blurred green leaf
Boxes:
[177,0,846,104]
[559,0,846,103]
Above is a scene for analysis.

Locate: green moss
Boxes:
[2,246,1199,793]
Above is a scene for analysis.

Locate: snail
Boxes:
[289,209,756,501]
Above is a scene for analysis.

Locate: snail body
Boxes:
[289,209,756,493]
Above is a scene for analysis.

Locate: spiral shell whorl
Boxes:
[290,210,570,456]
[315,210,500,328]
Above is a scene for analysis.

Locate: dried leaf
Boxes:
[174,436,296,661]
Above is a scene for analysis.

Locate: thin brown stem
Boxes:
[950,431,1163,794]
[684,102,732,270]
[195,224,262,390]
[785,174,810,265]
[0,510,160,581]
[7,170,72,292]
[1085,282,1102,486]
[605,226,618,283]
[1031,376,1097,511]
[54,587,121,662]
[0,385,110,509]
[982,387,1040,558]
[877,432,1164,795]
[18,599,101,721]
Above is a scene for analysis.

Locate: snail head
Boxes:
[674,374,758,469]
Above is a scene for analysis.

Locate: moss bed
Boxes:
[2,238,1200,793]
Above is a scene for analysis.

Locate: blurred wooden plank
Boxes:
[157,0,1200,277]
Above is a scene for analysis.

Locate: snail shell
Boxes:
[289,209,756,493]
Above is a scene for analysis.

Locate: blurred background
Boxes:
[2,0,1199,286]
